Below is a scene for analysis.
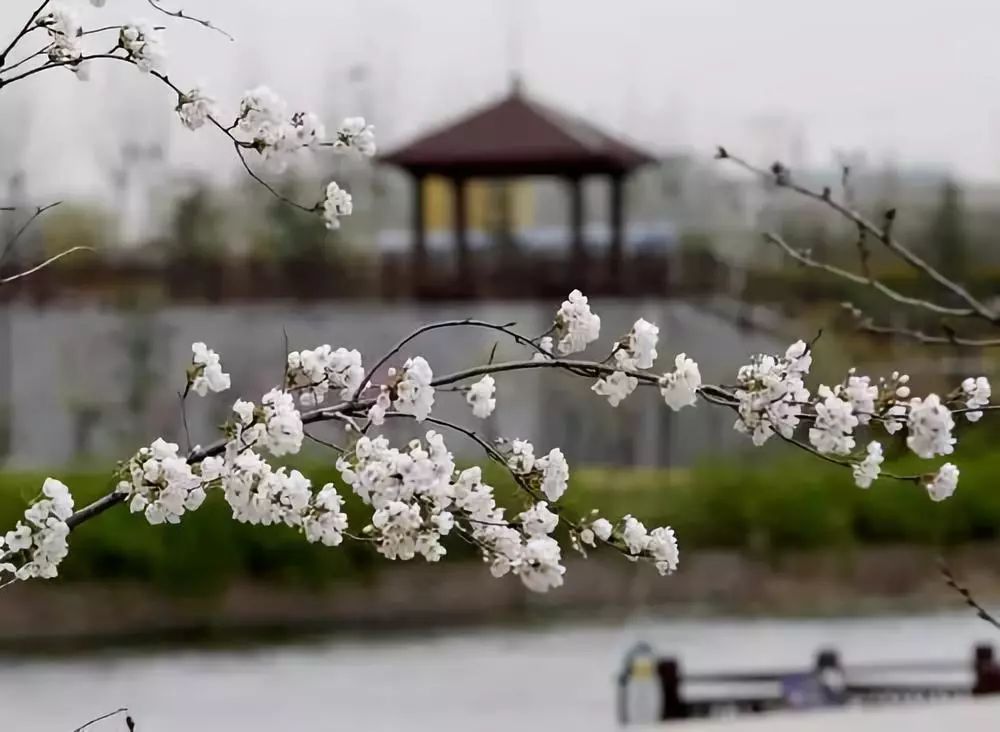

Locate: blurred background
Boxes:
[2,0,1000,728]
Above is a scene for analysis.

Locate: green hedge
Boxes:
[3,433,999,593]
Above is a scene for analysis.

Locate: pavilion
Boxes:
[380,82,656,284]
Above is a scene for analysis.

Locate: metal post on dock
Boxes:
[973,643,1000,695]
[815,648,847,705]
[657,657,686,720]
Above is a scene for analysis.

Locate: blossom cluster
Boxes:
[0,479,74,580]
[176,87,218,131]
[189,342,231,396]
[554,289,601,355]
[115,438,206,524]
[333,117,377,157]
[621,515,679,576]
[201,451,348,545]
[466,375,496,419]
[119,21,166,73]
[368,356,435,425]
[733,340,812,446]
[286,345,365,407]
[236,86,324,168]
[333,432,638,592]
[36,4,83,67]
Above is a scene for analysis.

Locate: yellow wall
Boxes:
[423,177,534,231]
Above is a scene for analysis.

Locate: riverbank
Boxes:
[3,543,999,653]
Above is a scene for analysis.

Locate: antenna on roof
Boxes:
[504,0,525,95]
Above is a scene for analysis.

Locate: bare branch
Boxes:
[146,0,234,41]
[775,432,920,483]
[848,308,1000,347]
[0,45,48,74]
[765,232,975,317]
[1,245,92,284]
[73,707,133,732]
[939,558,1000,631]
[0,200,62,266]
[303,429,345,454]
[233,143,317,214]
[724,152,998,323]
[0,0,49,69]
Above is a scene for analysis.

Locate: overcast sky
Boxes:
[3,0,1000,200]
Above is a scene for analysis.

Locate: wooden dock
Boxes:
[616,643,1000,724]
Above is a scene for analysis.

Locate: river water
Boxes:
[2,613,999,731]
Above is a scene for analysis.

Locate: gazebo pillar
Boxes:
[609,173,625,283]
[451,176,471,280]
[411,174,427,275]
[497,180,517,259]
[568,176,585,260]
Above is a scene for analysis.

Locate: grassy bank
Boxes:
[2,435,999,594]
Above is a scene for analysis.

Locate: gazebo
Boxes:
[381,82,656,284]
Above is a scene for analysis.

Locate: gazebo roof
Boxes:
[381,84,656,177]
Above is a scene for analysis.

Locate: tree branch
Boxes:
[939,558,1000,631]
[0,0,49,69]
[146,0,234,41]
[765,232,975,317]
[720,150,998,323]
[1,246,92,284]
[72,707,133,732]
[0,200,62,266]
[848,308,1000,347]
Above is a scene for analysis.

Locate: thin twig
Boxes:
[72,707,132,732]
[303,429,345,454]
[775,432,920,483]
[764,233,974,318]
[1,246,92,284]
[146,0,234,41]
[234,144,316,213]
[939,558,1000,631]
[0,200,62,266]
[0,0,49,68]
[850,312,1000,347]
[354,319,554,402]
[0,45,48,74]
[178,390,192,454]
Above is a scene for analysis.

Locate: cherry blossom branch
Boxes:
[0,52,328,215]
[62,355,696,534]
[355,319,556,401]
[145,0,234,41]
[717,148,998,323]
